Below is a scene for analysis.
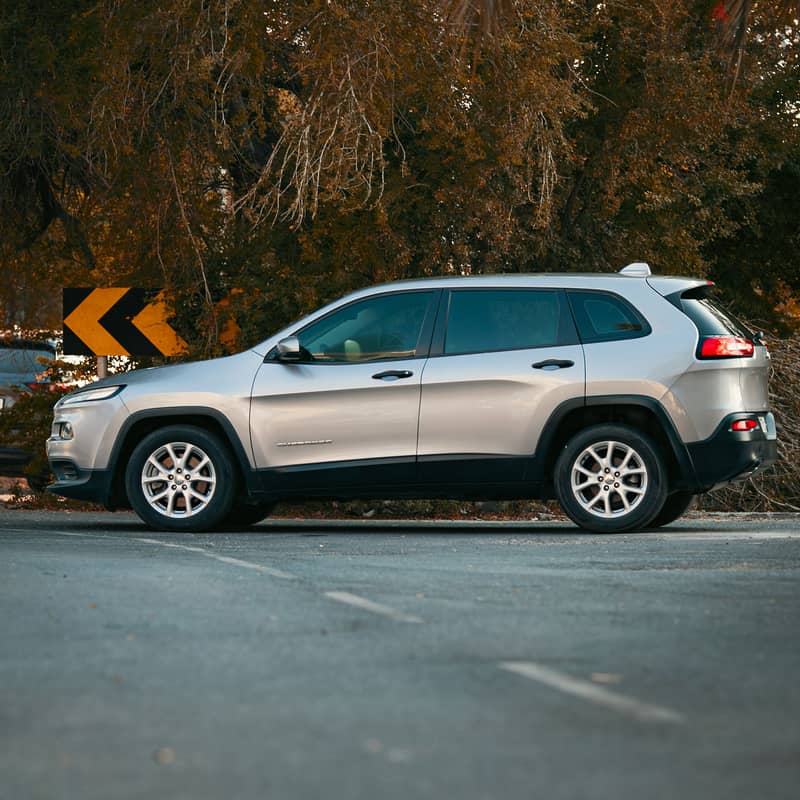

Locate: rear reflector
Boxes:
[699,336,754,359]
[731,419,759,432]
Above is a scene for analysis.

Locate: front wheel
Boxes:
[217,501,277,530]
[555,425,668,533]
[125,425,238,532]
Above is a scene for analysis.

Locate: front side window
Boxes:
[444,289,578,355]
[567,290,651,344]
[297,291,435,362]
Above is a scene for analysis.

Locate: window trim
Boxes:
[430,287,580,358]
[265,288,441,365]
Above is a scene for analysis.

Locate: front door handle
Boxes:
[372,370,414,381]
[532,359,575,370]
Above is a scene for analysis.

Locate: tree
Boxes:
[1,1,798,349]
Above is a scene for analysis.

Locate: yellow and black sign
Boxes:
[63,288,188,357]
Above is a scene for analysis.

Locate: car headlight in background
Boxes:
[60,385,126,406]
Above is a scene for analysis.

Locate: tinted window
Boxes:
[679,297,752,338]
[444,290,577,355]
[568,291,651,344]
[298,291,434,362]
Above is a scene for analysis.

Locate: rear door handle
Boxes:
[532,359,574,370]
[372,370,414,381]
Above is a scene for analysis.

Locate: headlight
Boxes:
[60,385,125,406]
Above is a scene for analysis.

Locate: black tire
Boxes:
[648,491,695,528]
[125,425,238,532]
[217,501,277,530]
[555,424,668,533]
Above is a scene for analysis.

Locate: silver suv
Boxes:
[47,264,777,533]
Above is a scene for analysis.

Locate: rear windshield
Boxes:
[677,295,752,339]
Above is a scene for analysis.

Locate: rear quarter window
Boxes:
[677,296,752,339]
[567,291,651,344]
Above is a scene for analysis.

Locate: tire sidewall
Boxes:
[125,425,237,532]
[555,424,668,533]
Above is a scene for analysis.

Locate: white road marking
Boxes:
[3,528,298,580]
[324,591,423,623]
[133,537,297,579]
[499,661,685,724]
[655,531,800,541]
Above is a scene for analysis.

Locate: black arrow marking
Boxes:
[98,289,164,356]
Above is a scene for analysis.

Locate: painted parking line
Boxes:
[499,661,685,724]
[18,529,298,580]
[324,591,423,624]
[133,537,298,579]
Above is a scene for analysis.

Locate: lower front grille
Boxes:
[52,461,80,482]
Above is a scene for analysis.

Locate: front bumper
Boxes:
[687,412,778,491]
[47,462,114,506]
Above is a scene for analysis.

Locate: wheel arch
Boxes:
[532,395,698,493]
[107,407,256,509]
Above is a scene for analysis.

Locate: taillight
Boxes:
[699,336,754,359]
[731,419,758,432]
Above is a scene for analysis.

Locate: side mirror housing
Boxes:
[276,336,302,362]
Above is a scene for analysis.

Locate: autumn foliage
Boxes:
[1,1,799,508]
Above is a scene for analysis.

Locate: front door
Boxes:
[250,289,438,492]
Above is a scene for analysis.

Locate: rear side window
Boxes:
[567,291,651,344]
[444,289,578,355]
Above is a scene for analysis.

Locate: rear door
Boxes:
[417,288,585,484]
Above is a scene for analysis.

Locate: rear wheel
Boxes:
[648,491,695,528]
[555,424,667,533]
[125,425,237,532]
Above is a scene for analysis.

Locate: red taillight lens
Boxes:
[699,336,754,358]
[731,419,759,432]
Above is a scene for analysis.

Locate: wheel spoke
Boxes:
[191,455,210,474]
[622,484,646,496]
[147,456,167,476]
[587,492,605,510]
[588,445,606,468]
[181,489,194,516]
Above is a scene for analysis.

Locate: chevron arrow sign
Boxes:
[62,288,189,357]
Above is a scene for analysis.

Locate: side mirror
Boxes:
[276,336,302,362]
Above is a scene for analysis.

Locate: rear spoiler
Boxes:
[645,276,713,297]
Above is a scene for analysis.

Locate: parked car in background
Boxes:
[47,264,776,532]
[1,338,56,491]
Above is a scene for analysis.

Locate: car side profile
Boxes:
[47,264,777,532]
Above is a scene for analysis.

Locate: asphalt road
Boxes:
[1,510,799,800]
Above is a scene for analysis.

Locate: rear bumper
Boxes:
[687,413,777,491]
